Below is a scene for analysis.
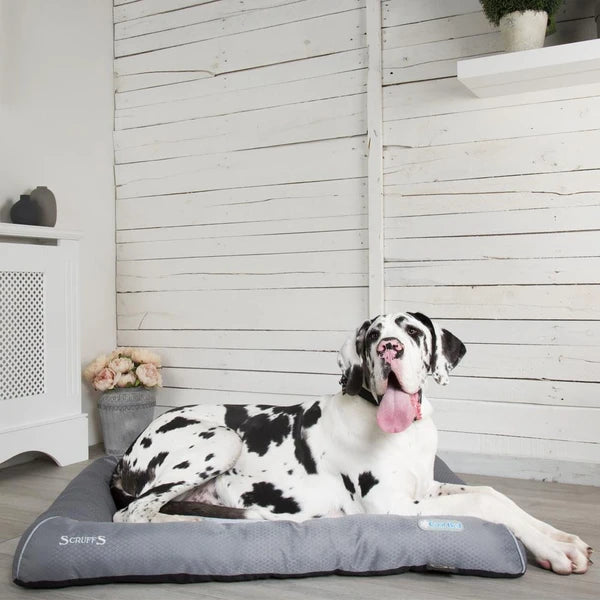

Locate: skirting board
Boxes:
[1,415,88,467]
[439,451,600,487]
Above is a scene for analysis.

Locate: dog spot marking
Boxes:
[225,404,291,456]
[303,402,322,428]
[358,471,379,497]
[224,405,249,431]
[173,461,190,470]
[199,431,215,439]
[148,452,169,471]
[414,500,419,504]
[241,482,301,514]
[140,437,152,448]
[287,469,294,475]
[293,419,317,474]
[156,417,201,434]
[251,413,291,456]
[137,481,185,500]
[205,453,214,461]
[118,466,150,498]
[341,473,356,497]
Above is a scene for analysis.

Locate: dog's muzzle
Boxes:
[377,338,404,363]
[373,338,422,434]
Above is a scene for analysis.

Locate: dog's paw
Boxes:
[536,540,591,575]
[539,526,592,560]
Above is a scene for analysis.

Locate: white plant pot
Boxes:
[499,10,548,52]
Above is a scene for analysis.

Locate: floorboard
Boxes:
[1,446,598,599]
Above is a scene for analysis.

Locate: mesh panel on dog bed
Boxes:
[12,455,526,588]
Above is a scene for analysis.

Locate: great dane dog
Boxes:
[111,312,592,575]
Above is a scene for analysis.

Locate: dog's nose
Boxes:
[376,338,404,363]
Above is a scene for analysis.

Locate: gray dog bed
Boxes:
[13,455,526,588]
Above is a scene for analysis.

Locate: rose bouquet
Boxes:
[83,347,162,391]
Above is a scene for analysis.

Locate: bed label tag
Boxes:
[418,519,464,532]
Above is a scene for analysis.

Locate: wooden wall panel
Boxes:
[113,0,368,409]
[382,0,600,482]
[111,0,600,483]
[115,0,365,56]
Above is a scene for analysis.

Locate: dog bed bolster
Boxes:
[13,455,526,588]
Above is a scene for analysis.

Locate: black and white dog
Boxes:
[111,312,591,575]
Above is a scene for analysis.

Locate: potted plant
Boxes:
[479,0,563,52]
[84,347,162,455]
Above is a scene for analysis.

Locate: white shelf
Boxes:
[457,39,600,97]
[0,223,81,241]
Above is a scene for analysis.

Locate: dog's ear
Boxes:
[408,312,466,385]
[337,319,372,395]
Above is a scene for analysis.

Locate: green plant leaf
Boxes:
[479,0,563,27]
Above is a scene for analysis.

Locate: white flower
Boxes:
[108,347,134,361]
[116,371,136,388]
[131,348,161,367]
[83,355,108,383]
[135,363,162,388]
[108,356,135,374]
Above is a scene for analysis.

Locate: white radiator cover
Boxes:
[0,224,88,466]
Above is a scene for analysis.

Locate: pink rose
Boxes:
[116,371,136,388]
[136,363,162,388]
[93,367,120,391]
[108,356,134,374]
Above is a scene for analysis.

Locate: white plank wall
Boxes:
[114,0,369,410]
[382,0,600,483]
[113,0,600,484]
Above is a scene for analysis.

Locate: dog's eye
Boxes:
[366,329,379,342]
[406,327,420,337]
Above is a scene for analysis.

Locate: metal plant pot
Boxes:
[98,387,156,456]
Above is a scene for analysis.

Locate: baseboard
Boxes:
[439,450,600,486]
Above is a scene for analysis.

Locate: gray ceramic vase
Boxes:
[10,194,42,226]
[30,186,57,227]
[98,387,156,456]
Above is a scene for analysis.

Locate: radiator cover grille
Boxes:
[0,271,46,401]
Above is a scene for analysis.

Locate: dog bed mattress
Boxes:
[13,455,526,588]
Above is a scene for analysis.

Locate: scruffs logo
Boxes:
[418,519,464,532]
[58,535,106,546]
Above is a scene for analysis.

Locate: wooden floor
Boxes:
[1,447,599,600]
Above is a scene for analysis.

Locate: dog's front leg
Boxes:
[430,482,591,558]
[401,483,591,575]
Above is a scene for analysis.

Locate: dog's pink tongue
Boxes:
[376,387,418,433]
